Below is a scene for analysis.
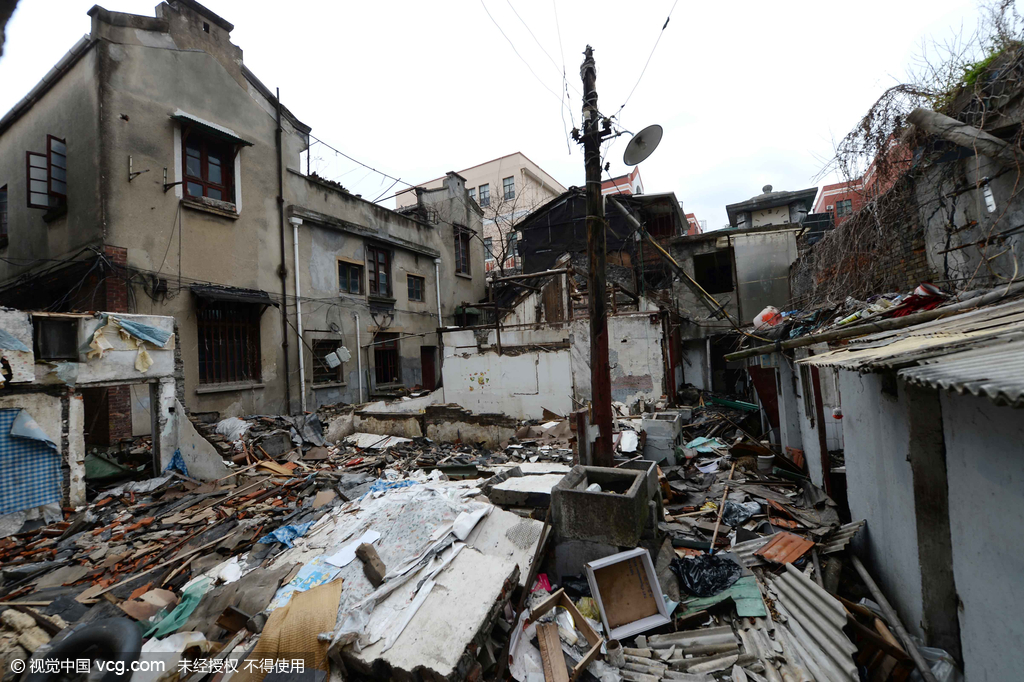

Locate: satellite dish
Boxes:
[622,124,663,166]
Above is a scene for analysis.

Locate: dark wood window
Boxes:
[338,261,363,294]
[478,183,490,207]
[196,301,261,384]
[184,131,233,203]
[367,245,391,297]
[455,228,471,275]
[33,318,78,360]
[312,339,344,384]
[373,332,400,385]
[503,176,515,200]
[408,274,424,302]
[0,185,7,248]
[692,249,734,295]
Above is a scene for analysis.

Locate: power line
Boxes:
[307,133,415,191]
[479,0,578,122]
[506,0,581,97]
[614,0,679,120]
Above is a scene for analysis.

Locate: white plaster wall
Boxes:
[442,345,573,419]
[681,341,708,391]
[777,356,803,451]
[794,350,825,486]
[838,371,925,638]
[67,394,85,507]
[571,314,665,408]
[939,391,1024,682]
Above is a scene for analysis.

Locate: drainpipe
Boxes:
[354,313,364,404]
[290,216,306,412]
[275,88,292,413]
[433,257,443,326]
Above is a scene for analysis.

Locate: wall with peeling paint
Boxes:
[571,312,666,410]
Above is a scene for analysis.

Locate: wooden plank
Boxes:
[536,622,570,682]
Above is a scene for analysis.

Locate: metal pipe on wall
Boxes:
[433,258,443,327]
[354,313,364,404]
[275,87,292,413]
[290,217,306,412]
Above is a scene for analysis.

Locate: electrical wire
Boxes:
[613,0,679,121]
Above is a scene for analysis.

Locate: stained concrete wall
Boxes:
[680,340,709,391]
[442,328,573,419]
[838,370,925,639]
[571,312,666,410]
[776,357,802,451]
[793,349,825,486]
[940,391,1024,682]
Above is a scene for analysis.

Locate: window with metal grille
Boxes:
[184,131,233,203]
[478,183,490,207]
[835,199,853,216]
[503,176,515,200]
[196,301,261,384]
[367,245,391,297]
[455,227,471,275]
[338,261,363,295]
[646,212,675,237]
[408,274,424,302]
[373,332,400,385]
[0,185,7,248]
[312,339,344,384]
[692,249,734,294]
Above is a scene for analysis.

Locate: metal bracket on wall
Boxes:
[128,155,150,182]
[162,168,183,193]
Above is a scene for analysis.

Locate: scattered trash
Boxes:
[670,553,743,597]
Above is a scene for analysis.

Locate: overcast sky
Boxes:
[0,0,999,229]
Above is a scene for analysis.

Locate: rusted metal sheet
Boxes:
[754,531,815,564]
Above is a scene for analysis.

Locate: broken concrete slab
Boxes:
[174,398,232,481]
[488,473,567,507]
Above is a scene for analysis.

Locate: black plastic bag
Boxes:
[670,553,742,597]
[721,501,760,527]
[560,575,592,598]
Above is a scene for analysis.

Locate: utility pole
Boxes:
[580,46,613,466]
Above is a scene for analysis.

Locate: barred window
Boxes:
[374,333,400,385]
[196,301,261,384]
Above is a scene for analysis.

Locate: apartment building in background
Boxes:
[0,0,485,442]
[397,152,566,274]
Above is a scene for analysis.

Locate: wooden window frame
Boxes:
[182,128,235,204]
[0,185,7,248]
[26,152,49,209]
[312,338,345,385]
[367,245,392,297]
[503,176,515,200]
[338,261,363,295]
[196,301,262,385]
[454,227,472,275]
[407,274,425,302]
[373,332,400,385]
[47,135,67,202]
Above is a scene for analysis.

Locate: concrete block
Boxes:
[356,543,386,587]
[552,466,649,547]
[488,473,566,507]
[553,538,619,578]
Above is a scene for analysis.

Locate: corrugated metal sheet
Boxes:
[798,298,1024,407]
[754,531,815,564]
[730,536,771,567]
[768,564,859,682]
[819,520,865,555]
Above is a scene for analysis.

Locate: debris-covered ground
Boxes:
[0,394,951,682]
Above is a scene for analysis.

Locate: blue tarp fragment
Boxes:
[11,410,58,450]
[257,521,314,548]
[0,329,30,353]
[112,317,172,347]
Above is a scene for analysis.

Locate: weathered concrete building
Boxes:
[0,1,485,439]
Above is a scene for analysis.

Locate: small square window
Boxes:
[338,261,363,295]
[33,318,78,360]
[835,199,853,216]
[182,130,234,204]
[503,176,515,200]
[312,339,344,384]
[407,274,425,302]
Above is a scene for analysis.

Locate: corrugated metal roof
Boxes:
[754,532,815,564]
[819,520,865,555]
[798,298,1024,407]
[730,536,771,567]
[768,564,858,682]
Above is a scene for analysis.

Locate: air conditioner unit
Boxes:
[826,205,833,211]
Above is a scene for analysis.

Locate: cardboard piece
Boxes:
[526,588,603,682]
[585,548,672,641]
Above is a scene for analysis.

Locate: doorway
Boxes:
[420,345,436,390]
